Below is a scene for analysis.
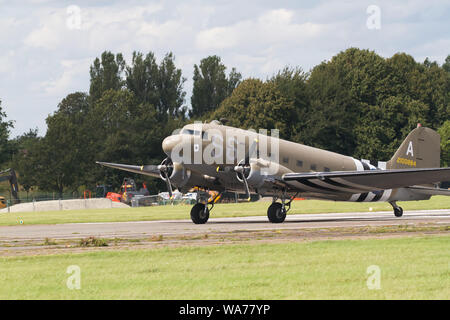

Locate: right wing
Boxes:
[406,185,450,196]
[283,167,450,194]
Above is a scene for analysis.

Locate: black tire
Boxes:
[267,202,286,223]
[190,203,210,224]
[394,207,403,217]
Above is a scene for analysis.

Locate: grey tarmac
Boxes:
[0,209,449,242]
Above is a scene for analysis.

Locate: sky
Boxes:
[1,0,450,137]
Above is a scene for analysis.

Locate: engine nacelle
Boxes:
[236,158,292,191]
[159,158,219,192]
[159,158,191,187]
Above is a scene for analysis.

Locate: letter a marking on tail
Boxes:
[406,141,414,157]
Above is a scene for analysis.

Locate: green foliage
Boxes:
[210,79,296,139]
[35,93,91,195]
[438,120,450,167]
[0,100,14,166]
[11,129,40,192]
[304,48,449,159]
[89,51,126,102]
[126,51,186,119]
[190,55,241,118]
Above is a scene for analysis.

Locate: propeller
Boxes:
[234,137,259,201]
[97,159,176,199]
[158,158,174,198]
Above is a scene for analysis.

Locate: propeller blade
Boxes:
[234,165,251,201]
[162,170,173,198]
[158,164,174,198]
[245,138,259,165]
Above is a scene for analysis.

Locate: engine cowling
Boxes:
[159,158,191,187]
[236,158,292,191]
[159,157,218,192]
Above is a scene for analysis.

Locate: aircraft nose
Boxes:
[162,135,181,156]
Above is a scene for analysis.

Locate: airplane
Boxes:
[97,120,450,224]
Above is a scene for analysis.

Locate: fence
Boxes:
[1,191,261,210]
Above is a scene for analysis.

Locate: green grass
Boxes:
[0,196,449,226]
[0,236,448,299]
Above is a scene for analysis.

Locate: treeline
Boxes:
[1,48,450,196]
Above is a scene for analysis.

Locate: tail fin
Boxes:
[387,126,440,169]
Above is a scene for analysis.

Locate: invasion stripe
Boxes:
[297,179,337,192]
[356,193,369,202]
[361,161,371,171]
[371,190,384,202]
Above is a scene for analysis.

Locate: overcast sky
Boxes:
[1,0,449,137]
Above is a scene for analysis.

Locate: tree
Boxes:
[190,56,241,118]
[438,120,450,167]
[156,53,187,119]
[210,79,296,139]
[0,100,14,166]
[89,51,126,102]
[125,51,159,106]
[269,67,309,143]
[34,93,91,196]
[443,55,450,73]
[304,48,448,159]
[10,129,40,194]
[88,89,173,191]
[126,51,187,120]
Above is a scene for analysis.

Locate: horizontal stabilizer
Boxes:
[96,161,161,178]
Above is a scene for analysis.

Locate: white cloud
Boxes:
[196,9,323,50]
[37,58,91,96]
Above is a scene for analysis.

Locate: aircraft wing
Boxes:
[96,161,161,178]
[406,186,450,196]
[283,167,450,193]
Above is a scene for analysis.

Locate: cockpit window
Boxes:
[181,128,201,136]
[202,131,208,140]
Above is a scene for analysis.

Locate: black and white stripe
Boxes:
[286,158,392,202]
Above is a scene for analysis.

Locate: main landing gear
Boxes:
[190,192,222,224]
[389,201,403,217]
[267,193,296,223]
[190,203,210,224]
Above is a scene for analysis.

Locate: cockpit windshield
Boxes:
[181,128,209,140]
[181,128,201,136]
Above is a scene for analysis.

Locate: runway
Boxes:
[1,209,449,242]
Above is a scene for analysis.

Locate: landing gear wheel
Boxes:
[190,203,210,224]
[267,202,286,223]
[394,207,403,217]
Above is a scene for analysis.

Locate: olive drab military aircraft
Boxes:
[97,120,450,224]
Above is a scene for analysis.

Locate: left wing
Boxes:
[283,167,450,193]
[96,161,161,178]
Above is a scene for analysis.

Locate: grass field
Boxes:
[0,196,449,226]
[0,236,448,299]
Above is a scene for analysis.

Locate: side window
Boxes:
[296,160,303,167]
[310,164,317,171]
[324,167,330,172]
[282,157,289,164]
